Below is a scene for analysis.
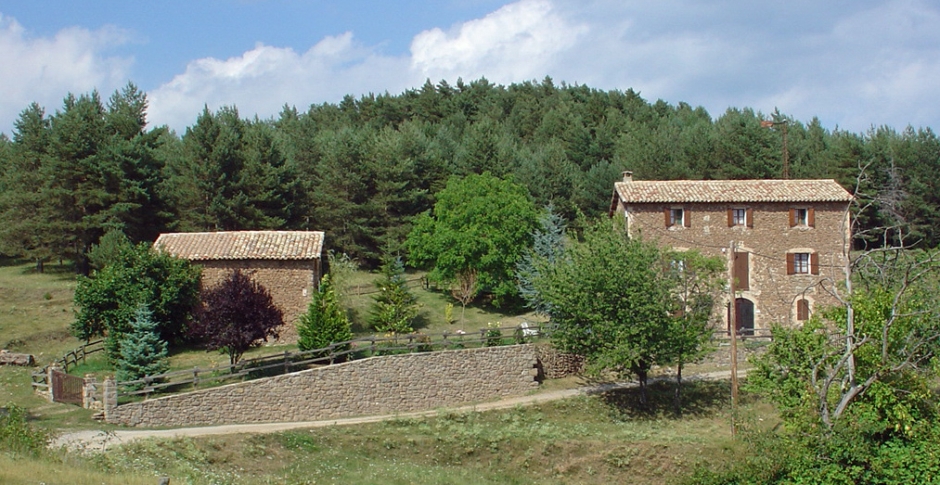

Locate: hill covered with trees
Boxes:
[1,77,938,271]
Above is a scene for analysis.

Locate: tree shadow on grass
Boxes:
[593,379,734,420]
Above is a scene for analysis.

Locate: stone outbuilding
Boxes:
[610,172,853,332]
[154,231,325,341]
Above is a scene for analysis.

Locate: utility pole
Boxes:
[729,240,738,437]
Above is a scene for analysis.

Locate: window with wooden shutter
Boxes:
[791,208,810,227]
[730,208,748,227]
[797,299,810,321]
[733,251,749,290]
[666,208,685,227]
[788,252,812,274]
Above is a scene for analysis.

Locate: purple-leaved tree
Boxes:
[192,270,283,365]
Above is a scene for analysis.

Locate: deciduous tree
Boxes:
[532,221,678,404]
[406,172,538,307]
[192,270,283,366]
[72,241,201,359]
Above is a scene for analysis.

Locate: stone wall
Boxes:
[199,259,321,342]
[105,344,539,428]
[534,344,585,379]
[617,200,850,329]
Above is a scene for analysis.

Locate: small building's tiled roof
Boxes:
[154,231,325,261]
[613,179,853,204]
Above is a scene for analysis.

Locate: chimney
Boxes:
[622,171,633,183]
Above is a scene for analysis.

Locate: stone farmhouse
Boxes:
[609,172,853,333]
[154,230,325,341]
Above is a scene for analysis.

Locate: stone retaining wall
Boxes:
[105,344,539,428]
[534,344,585,379]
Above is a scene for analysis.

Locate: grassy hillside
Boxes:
[3,380,771,484]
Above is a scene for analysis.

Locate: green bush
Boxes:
[484,322,503,347]
[0,404,50,456]
[72,241,201,360]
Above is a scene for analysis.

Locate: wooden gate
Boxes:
[51,369,83,405]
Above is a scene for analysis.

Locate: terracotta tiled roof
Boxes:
[154,231,324,261]
[613,179,853,204]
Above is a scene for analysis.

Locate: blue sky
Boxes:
[1,0,939,135]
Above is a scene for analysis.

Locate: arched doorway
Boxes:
[735,298,755,336]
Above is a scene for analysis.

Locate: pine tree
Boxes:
[297,274,352,356]
[515,204,567,316]
[370,255,419,333]
[116,305,169,385]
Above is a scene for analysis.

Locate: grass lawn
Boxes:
[342,268,544,335]
[0,259,81,359]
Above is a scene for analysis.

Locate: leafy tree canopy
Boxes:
[406,172,538,306]
[533,220,722,405]
[72,239,201,360]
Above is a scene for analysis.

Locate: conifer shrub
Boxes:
[116,304,169,386]
[297,274,352,358]
[369,255,419,334]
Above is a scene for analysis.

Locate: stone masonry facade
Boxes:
[611,175,852,330]
[155,231,324,342]
[104,344,540,428]
[199,259,319,340]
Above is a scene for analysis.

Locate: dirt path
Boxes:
[53,369,742,452]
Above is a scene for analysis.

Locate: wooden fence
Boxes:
[31,339,104,394]
[116,324,547,402]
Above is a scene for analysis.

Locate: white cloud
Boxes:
[410,0,587,83]
[147,0,589,131]
[0,13,132,134]
[147,32,414,131]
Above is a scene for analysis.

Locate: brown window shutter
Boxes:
[684,206,691,227]
[733,252,749,291]
[786,253,795,275]
[788,208,796,227]
[797,299,810,321]
[811,252,819,275]
[727,208,734,227]
[664,208,671,227]
[746,208,754,228]
[808,208,816,228]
